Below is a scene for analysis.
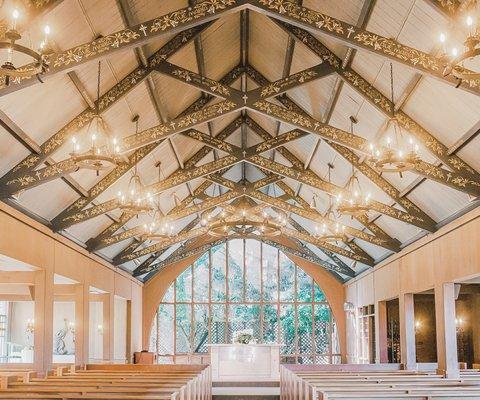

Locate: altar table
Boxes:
[208,344,281,382]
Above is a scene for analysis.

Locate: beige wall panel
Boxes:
[433,218,480,283]
[374,261,400,301]
[0,211,54,270]
[86,264,115,293]
[114,274,132,300]
[399,244,436,294]
[130,283,143,353]
[54,242,88,282]
[346,281,357,304]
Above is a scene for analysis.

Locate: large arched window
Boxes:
[149,239,340,364]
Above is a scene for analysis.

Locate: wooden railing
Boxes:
[280,364,480,400]
[0,364,211,399]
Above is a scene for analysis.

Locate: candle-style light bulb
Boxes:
[467,15,473,27]
[439,32,446,43]
[12,9,19,30]
[452,47,458,57]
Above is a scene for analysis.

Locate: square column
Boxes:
[74,284,90,366]
[399,293,416,370]
[34,269,54,374]
[375,300,388,363]
[102,292,115,361]
[435,283,459,378]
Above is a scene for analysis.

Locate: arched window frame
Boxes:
[149,239,340,364]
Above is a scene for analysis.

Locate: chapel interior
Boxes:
[0,0,479,399]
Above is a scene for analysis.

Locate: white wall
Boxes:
[9,301,34,347]
[113,296,126,361]
[88,301,103,361]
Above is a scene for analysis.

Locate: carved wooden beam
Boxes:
[1,96,242,198]
[285,214,355,273]
[275,179,398,248]
[248,0,480,95]
[0,25,210,190]
[51,67,243,230]
[52,154,241,231]
[277,23,480,181]
[246,62,335,100]
[247,154,436,231]
[248,190,400,252]
[120,99,242,152]
[281,227,374,265]
[135,216,202,278]
[154,61,242,99]
[112,182,211,263]
[93,189,242,251]
[244,114,413,241]
[113,177,279,264]
[0,0,246,95]
[424,0,466,18]
[248,99,368,151]
[248,97,480,198]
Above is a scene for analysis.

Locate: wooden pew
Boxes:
[280,365,480,400]
[0,364,211,400]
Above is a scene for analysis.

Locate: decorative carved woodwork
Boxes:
[51,67,243,231]
[276,22,480,181]
[0,24,211,193]
[247,154,436,231]
[0,0,244,95]
[248,0,480,95]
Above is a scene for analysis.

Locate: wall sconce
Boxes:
[97,324,103,335]
[414,320,421,331]
[26,318,35,333]
[455,317,464,326]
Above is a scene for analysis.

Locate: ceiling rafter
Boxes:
[0,0,246,95]
[51,67,244,232]
[248,0,480,96]
[276,22,480,180]
[0,24,210,191]
[248,100,480,197]
[243,67,437,232]
[248,190,399,252]
[113,176,278,265]
[243,113,408,241]
[84,116,245,252]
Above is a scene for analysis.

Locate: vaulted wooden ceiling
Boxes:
[0,0,479,282]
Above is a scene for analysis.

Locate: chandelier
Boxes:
[439,3,480,83]
[118,157,158,215]
[70,62,122,175]
[206,209,285,237]
[368,65,420,177]
[335,163,371,218]
[143,213,175,240]
[0,8,52,86]
[312,165,346,242]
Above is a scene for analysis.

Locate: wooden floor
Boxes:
[281,366,480,399]
[0,364,211,400]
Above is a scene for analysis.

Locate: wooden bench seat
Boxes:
[281,365,480,400]
[0,364,211,400]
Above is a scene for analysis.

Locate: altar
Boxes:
[208,344,281,382]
